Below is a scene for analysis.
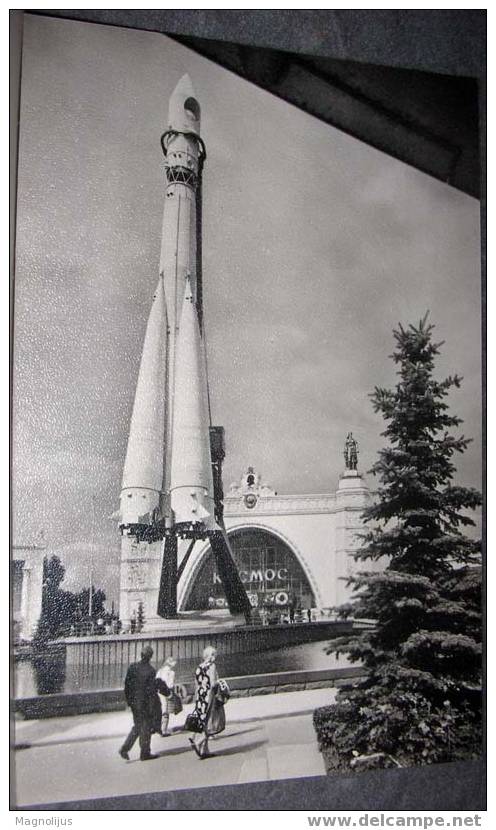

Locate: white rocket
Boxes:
[169,277,216,530]
[120,75,215,536]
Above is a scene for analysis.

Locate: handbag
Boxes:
[215,679,230,704]
[150,693,163,735]
[207,697,226,736]
[171,690,183,715]
[185,712,203,733]
[155,676,171,697]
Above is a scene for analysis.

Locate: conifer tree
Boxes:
[314,316,482,770]
[137,601,145,632]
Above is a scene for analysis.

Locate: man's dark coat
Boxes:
[123,659,170,744]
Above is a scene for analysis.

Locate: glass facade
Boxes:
[184,528,315,614]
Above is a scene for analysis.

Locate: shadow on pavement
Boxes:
[203,739,268,758]
[214,727,261,740]
[124,739,268,763]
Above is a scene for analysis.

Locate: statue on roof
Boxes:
[344,432,359,471]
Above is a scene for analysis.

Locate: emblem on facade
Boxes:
[228,466,276,499]
[244,493,258,509]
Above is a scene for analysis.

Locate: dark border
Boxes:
[18,761,486,812]
[29,10,486,76]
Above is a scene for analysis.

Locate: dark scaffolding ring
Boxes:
[160,129,207,163]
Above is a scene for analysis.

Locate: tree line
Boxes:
[34,554,108,642]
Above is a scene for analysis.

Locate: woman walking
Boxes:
[156,656,180,736]
[187,646,228,759]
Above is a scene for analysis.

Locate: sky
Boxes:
[12,15,482,605]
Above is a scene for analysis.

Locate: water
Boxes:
[14,641,349,698]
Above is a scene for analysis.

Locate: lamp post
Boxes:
[89,495,96,620]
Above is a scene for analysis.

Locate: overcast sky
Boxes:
[12,15,482,604]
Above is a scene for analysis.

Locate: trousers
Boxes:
[121,707,152,759]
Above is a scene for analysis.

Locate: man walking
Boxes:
[119,645,168,761]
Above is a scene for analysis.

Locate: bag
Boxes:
[170,690,183,715]
[185,712,203,733]
[150,694,163,735]
[206,697,226,736]
[215,679,230,705]
[155,677,171,698]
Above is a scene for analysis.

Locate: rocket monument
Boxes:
[118,75,251,628]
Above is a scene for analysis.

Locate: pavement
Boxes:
[12,688,336,808]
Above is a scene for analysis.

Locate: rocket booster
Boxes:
[120,75,214,535]
[120,278,167,527]
[169,278,215,531]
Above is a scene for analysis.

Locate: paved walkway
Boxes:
[13,688,336,808]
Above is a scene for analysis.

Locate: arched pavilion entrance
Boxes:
[183,527,316,615]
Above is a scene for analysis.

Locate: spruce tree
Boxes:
[137,601,145,632]
[314,316,482,770]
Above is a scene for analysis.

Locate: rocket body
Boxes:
[120,75,214,538]
[160,76,202,515]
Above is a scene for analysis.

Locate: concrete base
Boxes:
[60,620,354,669]
[337,469,364,489]
[141,609,246,633]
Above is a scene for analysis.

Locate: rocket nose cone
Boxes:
[171,73,196,102]
[168,73,201,132]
